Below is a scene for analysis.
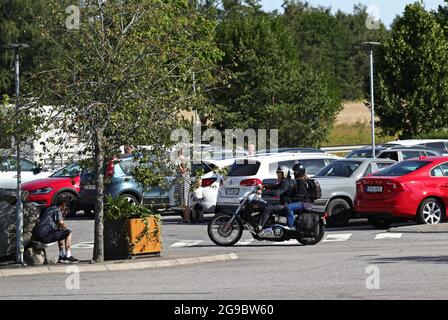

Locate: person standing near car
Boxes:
[285,163,314,230]
[176,154,192,223]
[34,196,79,263]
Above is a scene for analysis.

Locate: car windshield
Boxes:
[373,160,431,177]
[51,163,80,177]
[228,160,261,176]
[315,161,362,177]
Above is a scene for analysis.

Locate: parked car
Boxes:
[346,145,441,161]
[387,139,448,155]
[216,153,340,213]
[21,163,82,217]
[169,158,235,214]
[0,156,51,190]
[78,156,170,215]
[355,156,448,228]
[311,158,396,227]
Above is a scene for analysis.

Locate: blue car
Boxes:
[78,156,170,216]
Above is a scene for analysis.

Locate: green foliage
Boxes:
[414,130,448,140]
[206,2,340,146]
[375,2,448,138]
[104,195,161,221]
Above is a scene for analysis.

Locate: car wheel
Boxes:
[368,217,392,229]
[54,192,77,218]
[418,198,445,225]
[326,199,351,228]
[120,194,139,206]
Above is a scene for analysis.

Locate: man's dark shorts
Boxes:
[35,229,71,244]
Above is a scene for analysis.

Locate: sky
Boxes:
[260,0,445,27]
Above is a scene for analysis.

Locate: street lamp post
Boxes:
[0,43,29,264]
[363,42,380,158]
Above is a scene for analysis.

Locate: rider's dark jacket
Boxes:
[291,178,313,204]
[264,178,295,205]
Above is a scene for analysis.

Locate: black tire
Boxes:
[119,193,139,206]
[297,221,325,246]
[326,198,351,227]
[368,217,392,229]
[54,192,78,218]
[208,214,244,247]
[417,198,445,225]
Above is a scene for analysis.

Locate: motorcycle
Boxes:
[208,186,327,246]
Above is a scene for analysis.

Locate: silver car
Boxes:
[313,158,396,227]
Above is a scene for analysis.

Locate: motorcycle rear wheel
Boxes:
[208,214,244,247]
[297,221,325,246]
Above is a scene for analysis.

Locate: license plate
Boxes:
[220,197,238,203]
[366,186,383,193]
[84,185,96,190]
[226,188,239,196]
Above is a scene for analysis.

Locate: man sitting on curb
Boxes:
[34,196,79,264]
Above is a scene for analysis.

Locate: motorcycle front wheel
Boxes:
[208,214,244,247]
[297,221,325,246]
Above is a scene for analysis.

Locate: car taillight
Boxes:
[202,178,217,187]
[240,178,262,186]
[106,159,115,177]
[356,181,363,193]
[388,181,404,192]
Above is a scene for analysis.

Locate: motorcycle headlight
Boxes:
[30,187,53,195]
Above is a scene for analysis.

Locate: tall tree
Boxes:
[375,2,448,138]
[28,0,221,262]
[209,1,340,146]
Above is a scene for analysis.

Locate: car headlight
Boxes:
[30,187,53,194]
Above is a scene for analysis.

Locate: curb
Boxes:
[0,253,238,278]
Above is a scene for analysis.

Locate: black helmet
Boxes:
[292,163,306,177]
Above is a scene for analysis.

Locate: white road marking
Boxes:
[272,239,300,245]
[237,239,255,245]
[170,240,204,248]
[323,233,352,242]
[374,233,402,240]
[71,241,94,249]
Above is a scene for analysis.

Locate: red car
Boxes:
[22,163,81,217]
[355,156,448,228]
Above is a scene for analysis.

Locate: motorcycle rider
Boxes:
[285,163,314,230]
[256,166,294,232]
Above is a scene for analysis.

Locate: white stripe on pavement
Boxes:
[170,240,204,248]
[323,233,352,242]
[374,233,402,240]
[71,241,94,249]
[237,239,255,245]
[272,239,300,245]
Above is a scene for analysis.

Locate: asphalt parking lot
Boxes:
[1,214,448,300]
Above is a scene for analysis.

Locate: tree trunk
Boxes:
[93,129,105,263]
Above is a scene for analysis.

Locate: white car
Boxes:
[169,158,235,214]
[0,157,52,190]
[216,153,341,213]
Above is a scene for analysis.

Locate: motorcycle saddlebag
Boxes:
[297,213,320,236]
